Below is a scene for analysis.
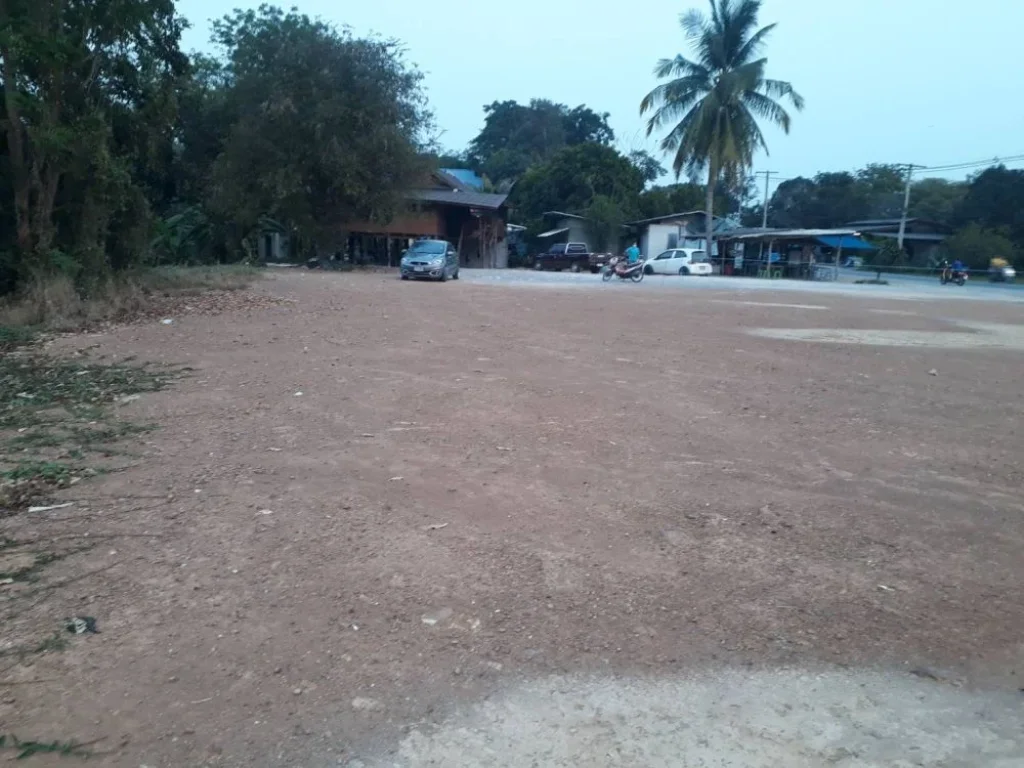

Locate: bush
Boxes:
[0,266,260,331]
[942,224,1018,271]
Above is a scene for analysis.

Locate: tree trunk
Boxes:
[705,159,717,273]
[0,33,32,254]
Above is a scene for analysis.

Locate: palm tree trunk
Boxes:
[705,159,717,272]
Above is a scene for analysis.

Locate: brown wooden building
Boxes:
[344,171,511,268]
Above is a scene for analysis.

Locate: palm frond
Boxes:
[657,104,705,177]
[652,55,708,81]
[716,0,764,65]
[679,8,708,40]
[732,22,775,66]
[717,59,766,97]
[762,78,805,110]
[643,88,705,134]
[640,75,709,115]
[734,103,769,157]
[741,91,791,131]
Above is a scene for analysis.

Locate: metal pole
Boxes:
[835,236,843,281]
[756,171,774,264]
[896,164,919,252]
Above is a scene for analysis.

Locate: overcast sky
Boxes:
[177,0,1024,190]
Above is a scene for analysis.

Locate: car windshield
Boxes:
[408,241,446,255]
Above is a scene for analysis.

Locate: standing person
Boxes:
[625,242,641,264]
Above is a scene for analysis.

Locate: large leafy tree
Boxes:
[763,168,973,231]
[640,0,802,260]
[953,165,1024,247]
[0,0,186,284]
[468,99,614,185]
[206,6,431,255]
[942,224,1019,271]
[908,178,967,224]
[511,143,643,225]
[638,182,734,221]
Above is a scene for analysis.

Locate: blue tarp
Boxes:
[817,235,875,251]
[441,168,485,191]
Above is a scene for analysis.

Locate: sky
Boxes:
[176,0,1024,194]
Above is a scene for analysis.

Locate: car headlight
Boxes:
[430,258,444,266]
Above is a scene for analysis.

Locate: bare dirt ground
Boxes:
[3,270,1024,766]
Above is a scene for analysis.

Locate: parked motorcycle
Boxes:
[940,267,968,287]
[602,256,645,283]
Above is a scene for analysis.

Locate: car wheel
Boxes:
[452,269,459,280]
[400,275,409,280]
[438,270,447,282]
[569,263,581,273]
[679,267,690,276]
[643,264,654,275]
[534,261,544,271]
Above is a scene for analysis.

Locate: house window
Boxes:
[667,233,679,249]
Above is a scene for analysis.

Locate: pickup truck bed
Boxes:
[533,242,610,273]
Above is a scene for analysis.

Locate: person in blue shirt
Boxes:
[625,243,641,264]
[951,258,965,273]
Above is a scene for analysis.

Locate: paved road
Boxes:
[462,268,1024,303]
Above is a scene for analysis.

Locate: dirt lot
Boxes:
[3,270,1024,766]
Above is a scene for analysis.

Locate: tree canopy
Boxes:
[756,166,966,230]
[511,143,643,224]
[0,2,432,292]
[205,6,431,251]
[466,99,614,185]
[0,0,187,289]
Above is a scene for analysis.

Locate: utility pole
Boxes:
[896,164,923,251]
[754,171,776,268]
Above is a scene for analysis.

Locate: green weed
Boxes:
[0,732,93,760]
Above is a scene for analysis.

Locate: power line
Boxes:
[918,153,1024,172]
[751,153,1024,187]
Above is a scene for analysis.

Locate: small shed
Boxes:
[627,211,733,260]
[537,211,591,244]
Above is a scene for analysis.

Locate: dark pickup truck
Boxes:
[532,242,611,273]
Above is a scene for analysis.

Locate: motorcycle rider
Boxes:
[617,242,641,274]
[950,258,966,277]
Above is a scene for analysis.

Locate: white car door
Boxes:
[652,250,675,274]
[667,250,688,274]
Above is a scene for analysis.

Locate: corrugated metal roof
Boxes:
[537,227,570,238]
[846,219,906,226]
[543,210,587,220]
[846,218,952,234]
[409,189,509,210]
[868,231,948,243]
[718,228,862,241]
[626,210,718,226]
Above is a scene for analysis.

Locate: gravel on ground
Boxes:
[2,270,1023,767]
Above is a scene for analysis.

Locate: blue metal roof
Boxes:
[440,168,485,191]
[817,235,875,251]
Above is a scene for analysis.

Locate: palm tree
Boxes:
[640,0,804,267]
